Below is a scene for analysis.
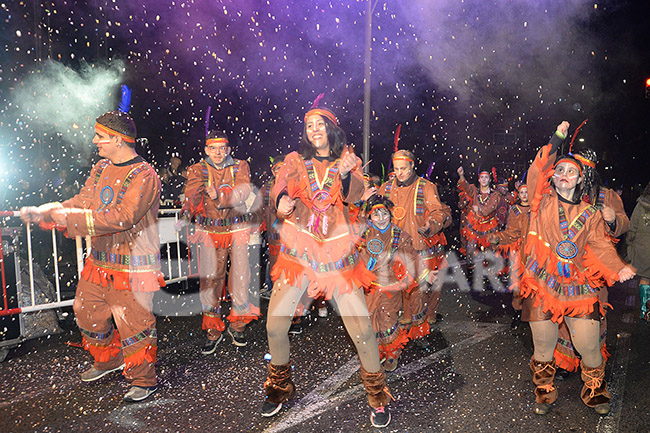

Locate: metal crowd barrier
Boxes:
[0,209,192,360]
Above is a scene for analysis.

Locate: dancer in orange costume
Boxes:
[261,104,392,428]
[519,120,634,416]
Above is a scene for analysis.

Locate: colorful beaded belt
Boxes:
[279,244,359,273]
[92,251,160,266]
[196,213,251,227]
[525,257,596,297]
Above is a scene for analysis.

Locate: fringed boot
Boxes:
[639,284,650,321]
[261,362,296,417]
[360,366,394,428]
[580,359,611,415]
[530,358,558,415]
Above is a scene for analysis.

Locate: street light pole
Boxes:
[363,0,379,173]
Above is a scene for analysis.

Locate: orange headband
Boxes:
[95,123,135,143]
[574,154,596,169]
[517,183,528,191]
[479,171,490,176]
[304,108,338,126]
[554,158,583,176]
[206,137,229,146]
[392,155,414,163]
[370,204,389,214]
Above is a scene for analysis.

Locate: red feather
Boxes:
[569,118,588,154]
[491,167,497,183]
[393,124,402,152]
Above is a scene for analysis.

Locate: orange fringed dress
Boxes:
[270,151,375,300]
[520,139,629,323]
[495,203,530,257]
[358,223,420,360]
[458,179,500,248]
[554,186,630,371]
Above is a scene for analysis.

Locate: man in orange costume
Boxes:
[378,150,451,344]
[180,130,259,354]
[21,109,164,402]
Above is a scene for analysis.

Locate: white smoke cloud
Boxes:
[399,0,601,113]
[12,59,125,160]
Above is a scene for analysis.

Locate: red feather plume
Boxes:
[393,124,402,152]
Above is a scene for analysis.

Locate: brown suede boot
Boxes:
[580,359,611,415]
[360,366,394,428]
[261,363,296,417]
[359,366,393,408]
[530,358,558,415]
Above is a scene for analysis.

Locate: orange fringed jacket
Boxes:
[62,157,164,292]
[181,157,252,248]
[270,151,374,299]
[520,138,629,322]
[457,178,500,248]
[378,176,451,270]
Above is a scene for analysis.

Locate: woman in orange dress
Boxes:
[261,106,392,428]
[520,121,635,416]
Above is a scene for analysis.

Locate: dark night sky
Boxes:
[1,0,649,208]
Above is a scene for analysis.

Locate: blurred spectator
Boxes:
[627,181,650,321]
[160,155,186,206]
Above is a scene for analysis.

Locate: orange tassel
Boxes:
[271,253,375,300]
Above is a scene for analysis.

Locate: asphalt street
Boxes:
[2,272,650,433]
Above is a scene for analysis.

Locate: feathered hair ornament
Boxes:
[568,118,588,154]
[393,124,402,152]
[311,93,325,109]
[118,85,132,113]
[204,106,212,138]
[426,161,435,180]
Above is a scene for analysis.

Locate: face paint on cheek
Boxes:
[98,139,111,145]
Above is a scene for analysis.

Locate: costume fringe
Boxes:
[276,223,356,264]
[553,343,610,373]
[582,245,620,288]
[80,260,165,292]
[82,330,122,363]
[457,181,473,206]
[124,344,157,369]
[202,314,226,331]
[226,304,261,324]
[379,327,409,360]
[461,211,498,248]
[497,239,521,257]
[519,273,598,323]
[529,145,554,217]
[422,232,447,249]
[268,244,281,257]
[407,320,430,340]
[271,252,375,300]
